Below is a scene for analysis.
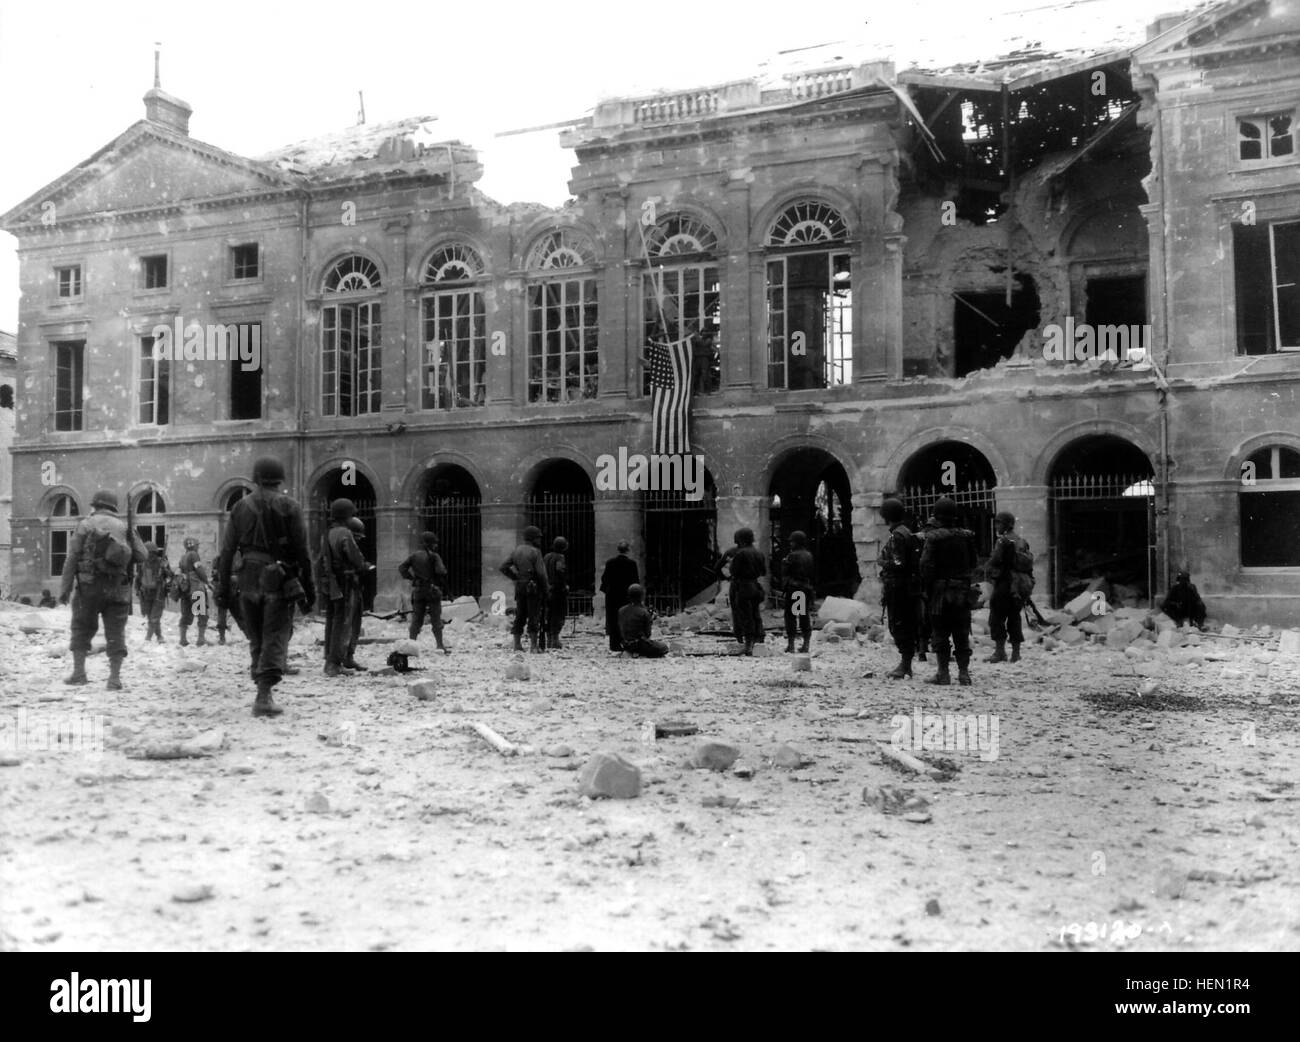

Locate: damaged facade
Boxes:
[2,0,1299,623]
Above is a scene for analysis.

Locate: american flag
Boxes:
[648,337,694,454]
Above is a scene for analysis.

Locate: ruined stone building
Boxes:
[0,329,15,593]
[1,0,1297,623]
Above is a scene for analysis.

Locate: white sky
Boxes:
[0,0,1192,334]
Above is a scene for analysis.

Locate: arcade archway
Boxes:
[769,449,859,599]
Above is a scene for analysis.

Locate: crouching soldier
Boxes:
[399,531,450,654]
[879,498,922,679]
[542,537,569,651]
[218,456,314,717]
[617,584,668,657]
[177,537,212,646]
[985,510,1032,664]
[919,496,977,686]
[501,525,548,653]
[136,541,172,643]
[782,531,815,654]
[1162,570,1207,629]
[59,489,147,690]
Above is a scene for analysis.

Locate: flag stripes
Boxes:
[649,337,693,454]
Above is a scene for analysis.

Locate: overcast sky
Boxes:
[0,0,1190,333]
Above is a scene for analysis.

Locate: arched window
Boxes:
[321,255,382,416]
[764,200,852,390]
[48,494,80,576]
[641,212,721,396]
[135,489,167,550]
[1240,445,1300,567]
[421,244,487,410]
[526,229,599,404]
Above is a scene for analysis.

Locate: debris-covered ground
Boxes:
[2,597,1299,952]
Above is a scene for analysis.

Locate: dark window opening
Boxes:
[1239,113,1295,161]
[642,265,721,396]
[1241,491,1300,567]
[56,265,82,298]
[53,340,84,431]
[416,466,482,599]
[230,323,262,420]
[1085,274,1147,329]
[953,278,1040,376]
[142,254,168,290]
[50,530,71,576]
[139,336,170,426]
[231,244,259,280]
[526,460,595,613]
[0,384,12,409]
[896,441,998,560]
[1235,221,1300,354]
[769,450,859,600]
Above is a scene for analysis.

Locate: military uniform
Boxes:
[218,460,314,716]
[135,542,172,642]
[618,600,667,657]
[1162,573,1207,628]
[880,516,923,677]
[177,542,211,646]
[399,539,449,651]
[59,492,147,690]
[985,523,1029,662]
[542,541,568,650]
[781,536,815,654]
[725,531,767,654]
[323,514,366,674]
[919,503,977,686]
[599,547,639,652]
[501,528,549,652]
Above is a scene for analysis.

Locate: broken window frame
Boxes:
[230,243,260,281]
[138,335,171,427]
[1239,445,1300,569]
[420,245,487,411]
[1237,111,1296,163]
[134,489,167,550]
[48,494,79,577]
[55,264,82,299]
[321,301,382,417]
[1234,219,1300,354]
[525,230,599,405]
[641,263,721,396]
[52,339,84,431]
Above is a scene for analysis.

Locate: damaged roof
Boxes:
[258,115,478,180]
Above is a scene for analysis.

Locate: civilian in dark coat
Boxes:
[599,540,640,652]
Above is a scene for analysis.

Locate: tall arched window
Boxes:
[49,494,80,576]
[422,244,487,410]
[321,255,382,416]
[1240,445,1300,567]
[526,229,599,403]
[641,213,721,396]
[135,489,166,549]
[764,200,852,390]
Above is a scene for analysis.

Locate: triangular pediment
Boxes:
[1136,0,1300,59]
[1,123,293,229]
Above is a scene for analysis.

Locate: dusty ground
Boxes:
[2,600,1298,952]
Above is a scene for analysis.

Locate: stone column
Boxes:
[598,189,630,401]
[372,504,406,610]
[855,489,887,604]
[383,217,411,412]
[721,175,752,390]
[996,485,1049,602]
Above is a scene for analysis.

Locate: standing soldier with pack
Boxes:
[542,537,569,651]
[919,496,978,686]
[781,530,815,654]
[985,510,1032,664]
[59,489,147,690]
[723,527,767,655]
[321,499,367,677]
[217,456,314,717]
[135,541,172,643]
[501,525,549,653]
[599,540,639,653]
[176,537,212,647]
[879,498,923,679]
[400,531,450,655]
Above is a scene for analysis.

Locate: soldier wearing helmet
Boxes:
[878,498,923,679]
[500,525,549,653]
[541,535,570,651]
[177,536,212,646]
[218,456,315,717]
[984,509,1031,665]
[720,527,767,655]
[399,530,450,653]
[918,496,978,686]
[321,498,369,676]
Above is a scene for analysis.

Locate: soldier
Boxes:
[599,540,639,653]
[781,530,815,654]
[985,510,1031,664]
[321,501,368,676]
[1162,570,1207,629]
[399,531,450,654]
[919,496,977,686]
[135,541,172,642]
[500,525,549,653]
[879,498,923,679]
[177,537,212,647]
[59,489,147,690]
[38,589,57,609]
[724,527,767,655]
[542,536,569,651]
[914,513,936,663]
[618,584,668,657]
[217,456,314,717]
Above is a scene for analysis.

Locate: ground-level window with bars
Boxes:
[642,484,718,617]
[525,493,595,616]
[423,290,486,410]
[766,251,851,390]
[528,278,598,403]
[416,477,482,599]
[322,302,381,416]
[642,265,720,395]
[895,484,998,562]
[1240,445,1300,567]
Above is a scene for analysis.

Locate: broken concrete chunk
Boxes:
[578,752,642,800]
[791,654,812,672]
[408,679,437,701]
[504,658,531,681]
[690,740,740,771]
[305,792,330,813]
[171,884,215,904]
[772,744,807,769]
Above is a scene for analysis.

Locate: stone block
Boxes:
[578,752,642,799]
[691,740,740,771]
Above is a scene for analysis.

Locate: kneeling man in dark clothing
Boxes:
[617,584,668,658]
[1162,571,1207,629]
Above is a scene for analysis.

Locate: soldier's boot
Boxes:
[528,634,540,654]
[107,658,123,692]
[985,641,1007,664]
[925,650,951,686]
[343,657,368,671]
[743,639,754,656]
[887,654,913,680]
[217,627,227,645]
[434,629,449,654]
[324,662,344,678]
[513,633,525,653]
[785,635,796,654]
[799,635,810,654]
[956,653,972,687]
[916,647,927,663]
[64,652,89,686]
[196,621,209,646]
[549,633,562,651]
[1009,643,1021,663]
[252,682,283,718]
[179,625,189,647]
